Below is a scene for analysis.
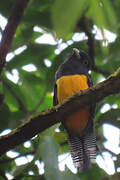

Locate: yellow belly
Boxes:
[56,74,89,135]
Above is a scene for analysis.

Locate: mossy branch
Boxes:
[0,68,120,156]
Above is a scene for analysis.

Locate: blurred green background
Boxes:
[0,0,120,179]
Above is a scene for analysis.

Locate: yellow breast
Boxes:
[56,74,89,135]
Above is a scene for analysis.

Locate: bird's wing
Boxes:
[53,83,58,106]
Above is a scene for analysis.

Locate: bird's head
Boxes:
[72,48,92,70]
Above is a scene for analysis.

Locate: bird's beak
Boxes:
[73,48,80,59]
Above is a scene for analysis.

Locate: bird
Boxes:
[53,48,96,172]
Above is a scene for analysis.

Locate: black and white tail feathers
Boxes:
[67,132,96,172]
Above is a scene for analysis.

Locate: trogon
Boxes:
[53,48,96,172]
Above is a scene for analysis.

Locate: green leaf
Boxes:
[38,93,52,111]
[12,162,38,177]
[2,76,26,112]
[62,167,80,180]
[12,24,42,49]
[6,44,56,71]
[12,163,30,176]
[24,9,53,29]
[102,0,117,32]
[3,84,19,112]
[8,111,25,129]
[89,0,107,29]
[96,109,120,128]
[0,1,13,16]
[88,0,117,31]
[18,70,46,110]
[0,104,11,131]
[21,175,45,180]
[79,164,108,180]
[54,132,67,143]
[52,0,88,38]
[40,136,62,180]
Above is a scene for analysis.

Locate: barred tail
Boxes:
[68,132,96,172]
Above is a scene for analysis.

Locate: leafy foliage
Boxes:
[0,0,120,179]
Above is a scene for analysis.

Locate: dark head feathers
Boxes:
[72,48,90,62]
[65,48,92,69]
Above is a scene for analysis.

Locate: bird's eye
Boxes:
[83,60,88,65]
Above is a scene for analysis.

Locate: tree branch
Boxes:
[77,16,111,77]
[30,86,48,114]
[0,68,120,156]
[77,16,95,65]
[0,0,30,75]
